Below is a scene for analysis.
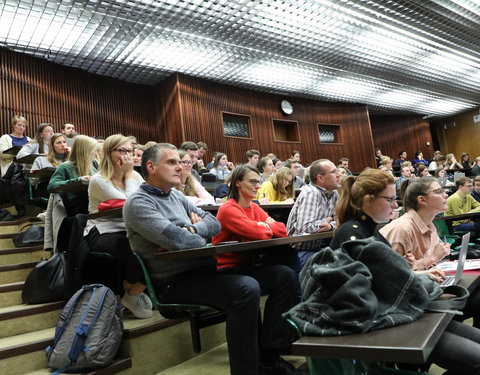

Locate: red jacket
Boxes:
[212,198,287,269]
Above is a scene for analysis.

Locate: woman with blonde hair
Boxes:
[0,115,30,177]
[445,153,462,170]
[84,134,152,319]
[30,133,69,198]
[174,149,214,206]
[257,167,295,204]
[48,135,97,215]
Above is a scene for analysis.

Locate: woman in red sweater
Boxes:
[213,165,288,268]
[212,165,298,374]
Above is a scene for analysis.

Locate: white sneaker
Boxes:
[139,292,153,310]
[37,212,46,221]
[120,293,153,319]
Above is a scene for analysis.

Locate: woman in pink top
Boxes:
[380,176,480,328]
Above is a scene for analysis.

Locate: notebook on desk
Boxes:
[441,232,470,287]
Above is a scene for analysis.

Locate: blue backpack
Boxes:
[46,284,123,374]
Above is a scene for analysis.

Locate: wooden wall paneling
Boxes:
[171,74,375,172]
[154,74,184,145]
[370,115,433,163]
[0,47,157,143]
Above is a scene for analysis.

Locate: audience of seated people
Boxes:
[7,113,480,373]
[329,169,480,374]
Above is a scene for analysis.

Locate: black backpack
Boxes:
[1,162,28,205]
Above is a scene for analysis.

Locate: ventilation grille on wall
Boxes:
[223,113,250,138]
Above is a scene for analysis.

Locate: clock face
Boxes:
[281,100,293,115]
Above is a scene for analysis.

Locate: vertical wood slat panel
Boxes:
[160,74,377,172]
[370,116,433,163]
[0,48,158,143]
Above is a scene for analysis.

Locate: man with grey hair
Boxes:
[287,159,341,267]
[124,143,293,375]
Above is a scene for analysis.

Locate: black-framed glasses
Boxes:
[113,148,133,155]
[180,160,193,167]
[377,195,397,205]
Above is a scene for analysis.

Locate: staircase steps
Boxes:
[0,208,228,375]
[0,261,37,284]
[0,281,24,307]
[0,301,64,338]
[0,245,47,265]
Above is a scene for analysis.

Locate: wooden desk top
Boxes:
[51,179,89,193]
[2,146,22,155]
[154,232,332,261]
[29,167,56,179]
[17,153,42,164]
[291,274,479,364]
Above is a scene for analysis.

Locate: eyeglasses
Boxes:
[114,148,133,155]
[246,179,261,186]
[180,160,193,167]
[427,188,444,195]
[377,195,397,205]
[322,169,338,175]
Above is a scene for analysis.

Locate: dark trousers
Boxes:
[429,320,480,374]
[160,264,297,375]
[86,227,144,285]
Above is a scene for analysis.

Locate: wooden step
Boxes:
[23,358,133,375]
[0,245,46,266]
[0,301,64,338]
[0,261,37,284]
[0,327,131,375]
[0,233,18,249]
[0,281,24,308]
[0,217,41,234]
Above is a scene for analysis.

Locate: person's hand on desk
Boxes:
[281,198,294,204]
[265,216,275,225]
[419,268,446,284]
[317,220,332,232]
[80,176,92,182]
[258,197,269,204]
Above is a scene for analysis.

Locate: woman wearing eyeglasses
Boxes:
[84,134,152,319]
[212,165,298,374]
[329,170,480,374]
[174,149,214,206]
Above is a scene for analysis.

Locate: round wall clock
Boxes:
[281,100,294,115]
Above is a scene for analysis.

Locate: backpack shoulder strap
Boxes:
[46,286,87,359]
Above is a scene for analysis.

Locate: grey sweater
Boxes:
[124,184,221,287]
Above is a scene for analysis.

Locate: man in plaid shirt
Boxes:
[287,159,341,268]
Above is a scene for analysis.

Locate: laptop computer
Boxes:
[441,232,470,287]
[437,177,448,187]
